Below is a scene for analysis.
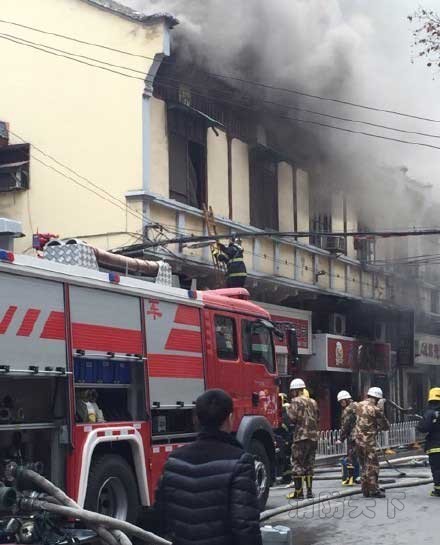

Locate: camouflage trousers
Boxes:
[291,439,317,477]
[355,445,380,495]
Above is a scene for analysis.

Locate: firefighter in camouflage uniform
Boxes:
[353,387,390,498]
[338,390,360,486]
[286,378,319,500]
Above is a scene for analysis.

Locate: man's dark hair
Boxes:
[195,389,233,429]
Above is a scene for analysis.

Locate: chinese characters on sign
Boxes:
[415,334,440,366]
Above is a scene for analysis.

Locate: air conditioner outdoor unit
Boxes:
[323,236,346,253]
[329,313,346,335]
[374,321,386,342]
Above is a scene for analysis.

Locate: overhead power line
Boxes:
[1,17,439,124]
[4,32,440,152]
[114,229,440,255]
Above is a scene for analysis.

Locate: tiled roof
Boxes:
[81,0,178,27]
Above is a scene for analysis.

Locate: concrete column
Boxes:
[278,162,294,231]
[231,139,250,225]
[207,129,229,218]
[296,169,309,231]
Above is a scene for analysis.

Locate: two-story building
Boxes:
[1,0,439,425]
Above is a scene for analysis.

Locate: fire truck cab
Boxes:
[0,250,297,520]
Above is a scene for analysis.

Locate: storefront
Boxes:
[406,333,440,413]
[307,334,391,428]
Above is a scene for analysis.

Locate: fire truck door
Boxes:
[240,318,278,426]
[209,312,244,423]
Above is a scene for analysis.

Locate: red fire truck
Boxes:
[0,250,297,521]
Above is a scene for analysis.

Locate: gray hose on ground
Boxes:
[19,469,126,545]
[261,476,433,522]
[19,498,171,545]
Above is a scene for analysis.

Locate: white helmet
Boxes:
[337,390,352,402]
[367,387,383,399]
[290,378,306,390]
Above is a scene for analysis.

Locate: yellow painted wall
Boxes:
[347,266,361,296]
[278,162,294,231]
[362,271,374,298]
[231,138,250,224]
[276,243,295,278]
[182,215,204,259]
[150,97,169,197]
[207,129,229,218]
[317,256,330,289]
[333,261,346,292]
[241,237,253,272]
[297,249,314,284]
[256,239,275,275]
[296,169,309,231]
[0,0,167,251]
[374,273,387,300]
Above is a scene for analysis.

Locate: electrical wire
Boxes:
[1,17,439,124]
[11,130,161,233]
[4,27,440,141]
[154,75,440,140]
[3,32,440,151]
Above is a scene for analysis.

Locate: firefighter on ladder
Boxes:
[212,236,247,288]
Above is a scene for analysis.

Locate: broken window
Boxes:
[167,106,207,209]
[0,143,30,192]
[249,148,278,230]
[309,190,332,248]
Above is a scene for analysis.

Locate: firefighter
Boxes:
[337,390,360,486]
[213,236,247,288]
[353,387,390,498]
[286,378,319,500]
[417,387,440,497]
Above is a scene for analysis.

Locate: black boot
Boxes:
[305,475,314,498]
[286,477,304,500]
[370,489,386,498]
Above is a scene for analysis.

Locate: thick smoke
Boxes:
[122,0,440,238]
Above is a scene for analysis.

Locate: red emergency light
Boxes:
[108,272,120,284]
[0,250,14,263]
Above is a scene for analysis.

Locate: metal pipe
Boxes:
[92,247,159,276]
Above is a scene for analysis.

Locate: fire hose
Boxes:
[260,455,432,523]
[2,467,171,545]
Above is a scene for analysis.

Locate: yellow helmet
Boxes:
[302,388,310,399]
[428,387,440,403]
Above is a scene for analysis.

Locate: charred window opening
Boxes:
[0,143,30,192]
[310,189,332,248]
[167,106,207,209]
[431,290,439,314]
[249,148,278,230]
[355,224,376,263]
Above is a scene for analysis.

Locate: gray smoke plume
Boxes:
[122,0,440,239]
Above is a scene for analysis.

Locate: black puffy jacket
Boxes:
[417,402,440,454]
[154,430,262,545]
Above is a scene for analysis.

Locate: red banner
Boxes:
[271,314,310,350]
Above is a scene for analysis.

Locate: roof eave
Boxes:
[80,0,178,28]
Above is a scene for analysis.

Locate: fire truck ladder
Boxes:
[203,204,227,285]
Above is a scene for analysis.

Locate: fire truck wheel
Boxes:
[84,454,139,523]
[249,439,270,510]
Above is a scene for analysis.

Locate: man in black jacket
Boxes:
[418,387,440,497]
[154,389,262,545]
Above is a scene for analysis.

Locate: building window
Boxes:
[0,143,30,192]
[215,315,238,360]
[241,320,275,373]
[249,148,278,230]
[168,106,207,209]
[309,190,332,248]
[354,225,376,263]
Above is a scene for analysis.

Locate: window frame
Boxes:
[214,314,239,361]
[241,318,276,374]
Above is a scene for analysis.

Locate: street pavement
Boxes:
[265,466,437,545]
